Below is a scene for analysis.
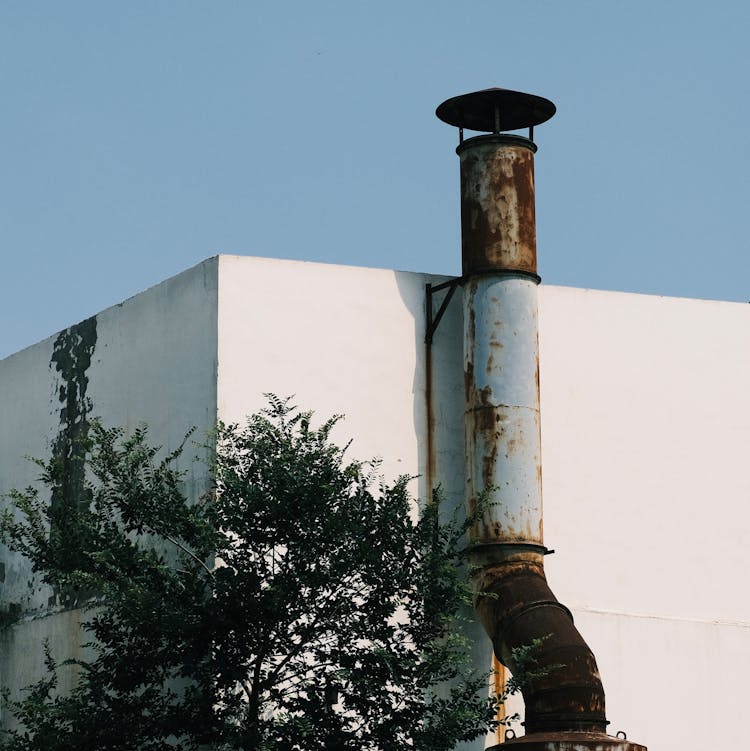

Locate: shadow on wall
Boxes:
[393,270,497,751]
[392,270,465,508]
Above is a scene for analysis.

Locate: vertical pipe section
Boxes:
[459,135,538,278]
[461,134,544,553]
[460,134,607,735]
[464,274,542,547]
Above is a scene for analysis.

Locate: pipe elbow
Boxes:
[473,559,607,734]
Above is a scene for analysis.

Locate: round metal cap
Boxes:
[436,87,556,132]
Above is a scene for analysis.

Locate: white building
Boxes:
[1,253,748,749]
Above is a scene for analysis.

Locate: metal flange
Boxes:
[489,730,647,751]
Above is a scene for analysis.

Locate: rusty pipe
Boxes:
[473,556,606,733]
[458,132,606,734]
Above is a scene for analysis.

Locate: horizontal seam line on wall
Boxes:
[574,605,750,629]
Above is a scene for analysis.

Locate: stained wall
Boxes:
[0,258,218,727]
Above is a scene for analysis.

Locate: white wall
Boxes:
[0,336,58,610]
[216,256,494,751]
[218,257,750,750]
[2,255,749,750]
[538,286,750,749]
[216,255,431,497]
[89,256,219,500]
[0,258,218,724]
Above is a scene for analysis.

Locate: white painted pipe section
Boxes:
[464,274,543,547]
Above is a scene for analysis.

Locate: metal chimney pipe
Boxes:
[436,88,646,751]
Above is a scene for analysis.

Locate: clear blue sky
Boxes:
[2,1,749,358]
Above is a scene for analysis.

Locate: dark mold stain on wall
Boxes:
[48,316,97,606]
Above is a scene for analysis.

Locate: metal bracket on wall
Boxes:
[425,277,461,345]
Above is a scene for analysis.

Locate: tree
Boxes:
[0,397,507,750]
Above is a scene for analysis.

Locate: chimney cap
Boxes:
[436,87,556,133]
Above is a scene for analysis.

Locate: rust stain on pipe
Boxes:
[424,335,436,496]
[474,559,606,734]
[459,135,538,277]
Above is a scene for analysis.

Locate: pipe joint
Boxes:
[473,560,607,734]
[456,132,538,156]
[462,268,542,285]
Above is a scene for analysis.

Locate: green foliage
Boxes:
[503,636,558,696]
[1,398,506,750]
